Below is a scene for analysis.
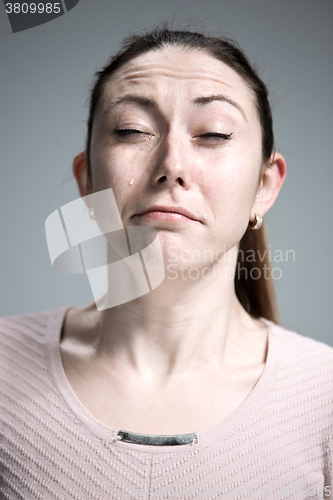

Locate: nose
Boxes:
[150,130,190,189]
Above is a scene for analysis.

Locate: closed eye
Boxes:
[115,128,148,136]
[199,132,233,140]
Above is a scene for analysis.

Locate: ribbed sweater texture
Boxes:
[0,307,332,500]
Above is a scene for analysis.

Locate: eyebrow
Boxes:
[102,93,247,121]
[102,95,157,118]
[192,94,247,122]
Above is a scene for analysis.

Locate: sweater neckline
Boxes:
[45,306,282,454]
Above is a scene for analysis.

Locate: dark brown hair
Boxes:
[85,25,279,324]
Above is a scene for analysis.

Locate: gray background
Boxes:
[1,0,332,345]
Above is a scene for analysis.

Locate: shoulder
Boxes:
[0,306,70,419]
[0,308,51,333]
[0,307,68,367]
[259,321,333,447]
[267,320,333,399]
[270,320,333,362]
[0,307,63,341]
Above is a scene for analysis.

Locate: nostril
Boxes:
[157,176,184,185]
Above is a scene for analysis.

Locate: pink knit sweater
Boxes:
[0,307,332,499]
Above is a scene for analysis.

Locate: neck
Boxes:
[84,245,262,384]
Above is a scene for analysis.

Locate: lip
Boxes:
[135,205,200,222]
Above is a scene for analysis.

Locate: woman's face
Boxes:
[89,47,264,267]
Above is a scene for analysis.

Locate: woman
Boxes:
[1,27,332,499]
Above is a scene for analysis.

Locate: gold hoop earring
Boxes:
[249,214,263,230]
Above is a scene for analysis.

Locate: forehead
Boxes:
[98,47,257,119]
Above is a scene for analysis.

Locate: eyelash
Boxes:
[114,129,233,141]
[115,129,145,136]
[199,132,233,140]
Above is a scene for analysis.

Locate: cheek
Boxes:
[205,154,261,242]
[91,142,134,195]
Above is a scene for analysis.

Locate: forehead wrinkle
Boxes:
[120,70,234,89]
[103,64,254,124]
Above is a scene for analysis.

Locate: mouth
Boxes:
[134,205,200,223]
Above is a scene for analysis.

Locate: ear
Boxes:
[72,151,92,199]
[250,152,287,220]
